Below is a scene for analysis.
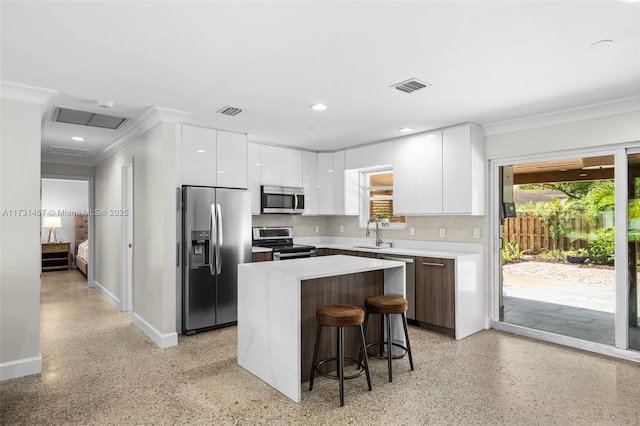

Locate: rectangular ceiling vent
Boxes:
[217,105,243,117]
[48,146,90,156]
[53,107,127,130]
[390,78,431,94]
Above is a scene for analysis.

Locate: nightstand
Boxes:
[42,242,71,272]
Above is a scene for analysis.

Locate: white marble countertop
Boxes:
[240,254,404,280]
[314,243,477,259]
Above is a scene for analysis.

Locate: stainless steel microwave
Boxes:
[261,185,305,214]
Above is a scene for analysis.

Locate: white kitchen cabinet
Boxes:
[393,124,484,215]
[248,143,262,215]
[393,131,442,214]
[345,141,392,170]
[217,130,247,189]
[317,153,334,215]
[181,125,247,189]
[442,124,485,215]
[332,151,345,215]
[181,125,217,186]
[302,151,318,215]
[260,145,303,188]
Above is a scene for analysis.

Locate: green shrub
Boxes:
[502,241,524,263]
[586,229,615,265]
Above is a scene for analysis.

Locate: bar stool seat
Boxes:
[363,295,414,382]
[309,304,372,406]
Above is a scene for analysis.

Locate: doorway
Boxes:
[498,156,616,345]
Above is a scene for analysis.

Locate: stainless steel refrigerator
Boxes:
[182,186,251,334]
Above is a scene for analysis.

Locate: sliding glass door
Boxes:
[627,153,640,351]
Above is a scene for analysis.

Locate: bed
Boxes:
[74,214,89,277]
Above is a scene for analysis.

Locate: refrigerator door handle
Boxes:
[216,203,223,275]
[209,203,216,276]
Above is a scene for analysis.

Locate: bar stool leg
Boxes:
[402,312,414,370]
[309,323,322,391]
[378,314,385,357]
[358,324,372,391]
[337,326,345,407]
[385,313,393,382]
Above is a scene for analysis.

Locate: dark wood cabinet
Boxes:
[252,251,273,262]
[316,248,377,258]
[415,256,455,334]
[42,242,71,272]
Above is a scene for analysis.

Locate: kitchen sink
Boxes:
[352,243,393,250]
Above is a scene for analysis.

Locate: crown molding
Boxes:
[0,81,57,105]
[93,107,161,165]
[482,96,640,136]
[41,153,95,167]
[154,106,191,123]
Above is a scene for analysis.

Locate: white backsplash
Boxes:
[252,214,488,244]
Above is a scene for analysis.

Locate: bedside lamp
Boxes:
[43,217,62,242]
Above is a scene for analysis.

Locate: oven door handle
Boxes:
[276,251,313,259]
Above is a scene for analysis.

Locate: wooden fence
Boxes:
[502,213,600,254]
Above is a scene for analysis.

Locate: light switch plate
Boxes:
[410,226,416,236]
[439,228,446,238]
[473,228,480,239]
[339,225,344,233]
[315,225,320,234]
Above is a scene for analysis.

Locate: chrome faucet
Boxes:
[365,217,384,246]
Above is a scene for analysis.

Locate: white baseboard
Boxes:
[133,313,178,349]
[0,355,42,381]
[93,280,120,308]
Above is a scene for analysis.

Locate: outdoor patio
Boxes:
[502,261,640,348]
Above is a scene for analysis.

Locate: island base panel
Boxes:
[301,270,384,383]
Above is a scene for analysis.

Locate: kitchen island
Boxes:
[237,255,405,403]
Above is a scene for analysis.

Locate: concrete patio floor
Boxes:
[502,261,640,348]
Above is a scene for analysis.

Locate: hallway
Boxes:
[1,270,639,425]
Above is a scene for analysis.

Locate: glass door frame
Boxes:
[489,145,640,361]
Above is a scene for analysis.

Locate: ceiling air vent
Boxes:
[48,146,90,156]
[390,78,431,94]
[53,107,127,130]
[217,105,243,117]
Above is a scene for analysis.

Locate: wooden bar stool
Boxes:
[309,304,372,406]
[363,295,414,382]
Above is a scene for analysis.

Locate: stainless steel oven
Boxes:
[252,226,316,260]
[261,186,305,214]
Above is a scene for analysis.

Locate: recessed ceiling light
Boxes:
[590,39,614,49]
[399,127,414,133]
[311,103,328,111]
[71,136,85,141]
[196,149,206,153]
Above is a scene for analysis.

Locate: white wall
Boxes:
[41,179,89,258]
[94,122,177,347]
[0,98,43,380]
[485,111,640,160]
[41,162,95,177]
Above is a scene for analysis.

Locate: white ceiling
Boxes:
[1,1,639,165]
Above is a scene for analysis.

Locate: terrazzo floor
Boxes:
[1,270,640,425]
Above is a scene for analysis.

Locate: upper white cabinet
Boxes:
[302,151,318,215]
[332,151,345,215]
[248,143,261,215]
[442,124,485,215]
[181,124,247,189]
[217,130,248,189]
[260,145,303,188]
[393,124,485,215]
[345,141,392,170]
[393,131,443,214]
[317,153,334,215]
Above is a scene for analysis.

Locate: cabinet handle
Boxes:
[422,262,444,267]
